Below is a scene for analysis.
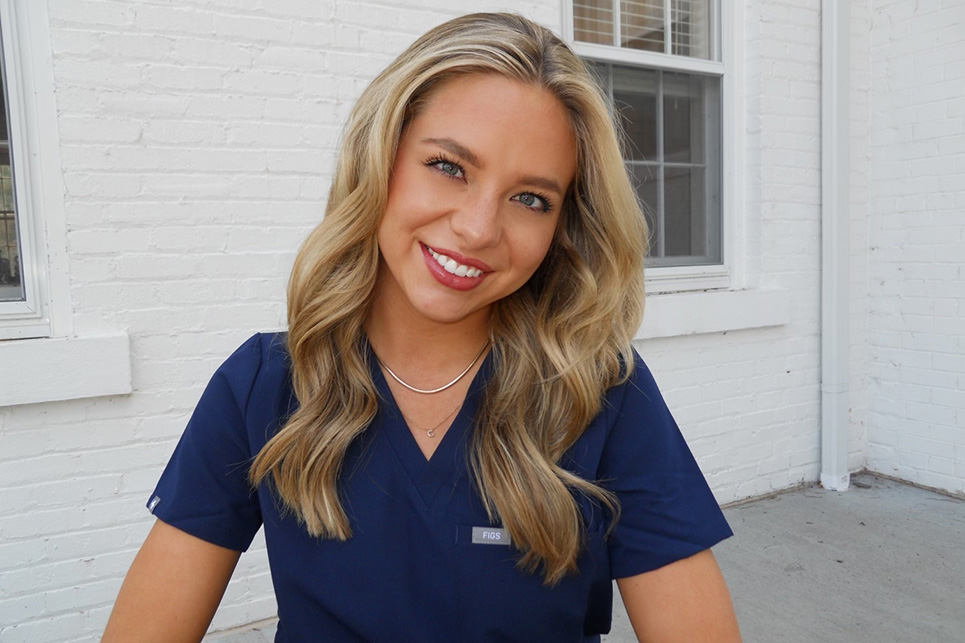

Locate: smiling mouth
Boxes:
[425,246,485,278]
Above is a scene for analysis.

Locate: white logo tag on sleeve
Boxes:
[472,526,511,546]
[148,496,161,513]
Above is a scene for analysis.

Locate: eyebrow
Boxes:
[421,137,481,168]
[421,136,566,196]
[516,174,565,196]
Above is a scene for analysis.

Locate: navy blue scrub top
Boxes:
[149,333,732,642]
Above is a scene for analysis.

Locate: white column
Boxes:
[820,0,851,491]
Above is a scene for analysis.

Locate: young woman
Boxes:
[105,13,740,643]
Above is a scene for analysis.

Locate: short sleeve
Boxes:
[146,334,265,551]
[601,354,732,578]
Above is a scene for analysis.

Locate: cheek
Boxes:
[383,182,444,233]
[382,166,421,230]
[515,220,560,274]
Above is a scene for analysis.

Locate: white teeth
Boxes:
[427,246,483,278]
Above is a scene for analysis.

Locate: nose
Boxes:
[449,190,502,249]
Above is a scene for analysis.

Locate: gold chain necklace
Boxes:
[399,400,463,438]
[377,341,489,395]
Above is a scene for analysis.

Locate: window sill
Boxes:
[0,333,132,407]
[636,289,790,339]
[644,264,731,294]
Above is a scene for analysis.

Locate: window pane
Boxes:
[664,166,703,257]
[664,72,707,164]
[574,0,615,45]
[612,66,658,160]
[621,0,664,52]
[664,72,720,265]
[576,1,717,60]
[0,64,24,302]
[628,161,658,253]
[592,62,720,266]
[671,0,712,59]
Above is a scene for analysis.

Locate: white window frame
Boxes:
[0,0,70,339]
[563,0,744,294]
[0,0,132,407]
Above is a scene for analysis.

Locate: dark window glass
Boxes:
[594,63,721,266]
[0,35,25,302]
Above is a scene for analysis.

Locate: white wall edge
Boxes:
[0,333,132,407]
[723,0,747,290]
[636,289,790,340]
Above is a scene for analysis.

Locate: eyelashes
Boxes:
[511,193,553,212]
[424,155,465,181]
[422,154,555,213]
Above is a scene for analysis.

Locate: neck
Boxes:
[365,279,492,377]
[366,309,491,368]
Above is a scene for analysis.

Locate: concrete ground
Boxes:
[206,472,965,643]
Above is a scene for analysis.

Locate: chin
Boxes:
[410,296,490,325]
[421,308,484,325]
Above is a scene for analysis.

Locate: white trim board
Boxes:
[0,333,132,406]
[637,289,789,339]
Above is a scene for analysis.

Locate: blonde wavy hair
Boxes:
[251,12,647,585]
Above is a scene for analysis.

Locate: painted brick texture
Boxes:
[866,0,965,494]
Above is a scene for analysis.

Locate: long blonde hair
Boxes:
[251,12,647,585]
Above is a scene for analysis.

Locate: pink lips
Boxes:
[421,243,491,291]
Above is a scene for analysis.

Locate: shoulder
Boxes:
[563,350,669,477]
[220,332,288,373]
[210,332,292,419]
[602,349,666,420]
[594,349,686,468]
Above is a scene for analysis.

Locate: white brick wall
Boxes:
[865,0,965,494]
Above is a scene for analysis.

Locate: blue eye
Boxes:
[427,158,465,180]
[513,192,552,213]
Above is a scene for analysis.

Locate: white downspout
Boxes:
[820,0,850,491]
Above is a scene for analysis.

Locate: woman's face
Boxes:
[374,73,578,328]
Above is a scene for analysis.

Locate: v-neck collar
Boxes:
[368,342,492,511]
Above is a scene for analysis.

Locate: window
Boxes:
[0,0,131,407]
[567,0,730,282]
[0,0,64,339]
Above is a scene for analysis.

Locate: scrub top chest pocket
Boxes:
[452,521,612,642]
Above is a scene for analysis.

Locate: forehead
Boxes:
[413,73,569,126]
[403,73,577,182]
